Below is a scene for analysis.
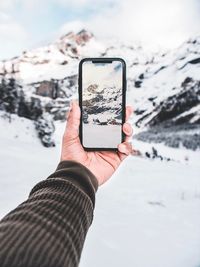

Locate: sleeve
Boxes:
[0,160,98,267]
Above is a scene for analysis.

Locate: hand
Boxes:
[61,101,133,185]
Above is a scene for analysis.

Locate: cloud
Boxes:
[54,0,116,8]
[0,0,116,11]
[0,12,11,22]
[0,0,46,11]
[0,0,14,10]
[0,12,29,59]
[0,21,27,41]
[0,0,199,59]
[60,0,200,50]
[58,20,85,36]
[55,0,92,7]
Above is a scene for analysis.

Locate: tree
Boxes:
[0,78,20,114]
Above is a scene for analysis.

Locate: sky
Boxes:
[83,61,122,89]
[0,0,200,60]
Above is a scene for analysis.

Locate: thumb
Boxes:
[65,101,81,139]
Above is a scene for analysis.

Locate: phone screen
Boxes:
[80,59,125,149]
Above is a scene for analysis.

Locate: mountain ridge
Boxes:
[0,30,199,149]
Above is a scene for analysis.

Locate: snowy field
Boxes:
[83,124,121,148]
[0,116,200,267]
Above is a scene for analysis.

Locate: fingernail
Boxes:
[120,145,127,153]
[124,123,128,130]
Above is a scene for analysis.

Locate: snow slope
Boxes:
[0,29,200,266]
[81,157,200,267]
[0,30,105,84]
[0,30,199,149]
[83,124,121,148]
[0,115,199,267]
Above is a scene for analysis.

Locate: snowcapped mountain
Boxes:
[1,31,200,267]
[0,30,199,149]
[130,37,200,124]
[0,30,105,83]
[82,84,122,125]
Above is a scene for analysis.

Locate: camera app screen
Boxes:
[82,61,123,148]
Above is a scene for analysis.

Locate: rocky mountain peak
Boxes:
[87,84,99,93]
[0,29,97,82]
[59,29,93,46]
[0,32,199,149]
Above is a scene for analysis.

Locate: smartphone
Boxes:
[79,58,126,151]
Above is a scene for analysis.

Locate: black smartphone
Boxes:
[79,58,126,151]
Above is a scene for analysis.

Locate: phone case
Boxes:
[78,57,126,151]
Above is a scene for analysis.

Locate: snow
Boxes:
[0,31,200,266]
[0,114,60,217]
[83,124,122,148]
[19,60,78,84]
[133,139,200,166]
[1,31,199,132]
[81,156,200,267]
[1,32,105,84]
[0,115,199,267]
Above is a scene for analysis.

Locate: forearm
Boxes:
[0,161,98,267]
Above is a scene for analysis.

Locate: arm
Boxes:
[0,101,133,267]
[0,161,98,267]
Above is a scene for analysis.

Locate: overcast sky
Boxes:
[0,0,200,60]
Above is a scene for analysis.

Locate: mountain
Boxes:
[130,37,200,150]
[82,84,122,125]
[0,30,104,82]
[0,31,199,267]
[0,30,199,149]
[0,30,106,146]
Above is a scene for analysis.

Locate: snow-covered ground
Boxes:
[83,124,121,148]
[81,156,200,267]
[0,116,200,267]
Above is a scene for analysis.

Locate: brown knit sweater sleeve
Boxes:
[0,160,98,267]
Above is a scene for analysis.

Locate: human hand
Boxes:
[61,101,133,185]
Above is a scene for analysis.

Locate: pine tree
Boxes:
[0,78,7,111]
[35,115,55,147]
[0,78,20,114]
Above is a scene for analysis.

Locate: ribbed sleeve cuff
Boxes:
[47,160,98,206]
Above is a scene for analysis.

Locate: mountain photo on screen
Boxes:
[82,61,123,148]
